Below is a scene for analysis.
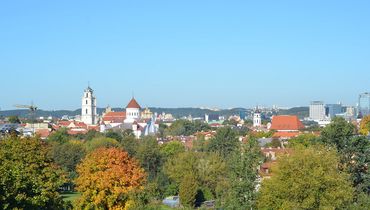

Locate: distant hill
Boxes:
[277,107,309,119]
[0,107,249,119]
[0,107,309,120]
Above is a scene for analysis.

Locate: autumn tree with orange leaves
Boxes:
[360,115,370,136]
[75,148,146,210]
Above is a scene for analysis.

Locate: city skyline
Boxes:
[1,1,370,110]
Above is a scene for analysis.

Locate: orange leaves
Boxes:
[75,148,146,209]
[359,115,370,136]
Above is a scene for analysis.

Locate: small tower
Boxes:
[253,107,262,127]
[81,86,97,125]
[124,97,141,123]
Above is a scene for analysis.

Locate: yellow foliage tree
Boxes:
[359,115,370,136]
[257,146,354,209]
[75,148,146,210]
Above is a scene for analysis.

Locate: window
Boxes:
[86,109,88,114]
[86,100,88,104]
[86,93,88,97]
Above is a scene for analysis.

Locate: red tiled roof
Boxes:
[57,120,87,129]
[58,121,71,127]
[87,125,100,131]
[273,131,300,138]
[74,121,87,128]
[103,112,126,123]
[126,98,141,109]
[270,115,304,131]
[35,129,51,138]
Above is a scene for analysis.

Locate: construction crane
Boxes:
[14,103,38,135]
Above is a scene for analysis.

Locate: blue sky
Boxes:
[0,0,369,110]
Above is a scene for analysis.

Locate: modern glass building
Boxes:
[358,93,370,117]
[325,103,343,119]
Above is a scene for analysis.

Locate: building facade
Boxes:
[358,93,370,117]
[81,86,97,125]
[325,103,342,119]
[124,97,141,123]
[309,101,325,121]
[253,110,262,127]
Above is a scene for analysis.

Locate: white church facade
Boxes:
[79,86,158,138]
[101,97,158,138]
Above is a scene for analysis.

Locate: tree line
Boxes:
[1,117,370,209]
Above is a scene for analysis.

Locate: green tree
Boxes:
[0,137,66,209]
[51,140,86,178]
[47,127,70,143]
[165,152,199,184]
[160,141,185,161]
[179,173,199,208]
[257,146,354,209]
[196,153,228,199]
[158,123,168,138]
[192,135,208,152]
[83,129,102,141]
[165,152,227,200]
[349,192,370,210]
[7,115,21,124]
[207,127,239,159]
[221,138,262,209]
[104,130,123,142]
[136,136,163,181]
[321,118,370,196]
[165,119,210,136]
[342,136,370,195]
[321,117,355,151]
[288,133,318,148]
[266,138,281,148]
[85,137,121,152]
[121,135,139,157]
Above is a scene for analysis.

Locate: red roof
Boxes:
[102,112,126,123]
[57,120,87,129]
[270,115,304,131]
[126,98,141,109]
[35,129,51,138]
[273,131,300,138]
[58,120,71,127]
[74,121,87,128]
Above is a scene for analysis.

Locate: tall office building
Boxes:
[358,93,370,116]
[325,103,343,119]
[310,101,326,121]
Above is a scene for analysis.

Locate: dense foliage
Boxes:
[222,138,262,209]
[0,137,66,209]
[3,116,370,209]
[75,148,146,209]
[207,127,239,159]
[257,146,354,209]
[164,120,211,136]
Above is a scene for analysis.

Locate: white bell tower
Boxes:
[253,107,261,127]
[81,86,97,125]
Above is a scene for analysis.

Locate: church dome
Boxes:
[126,98,141,109]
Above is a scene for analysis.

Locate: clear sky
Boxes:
[0,0,369,110]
